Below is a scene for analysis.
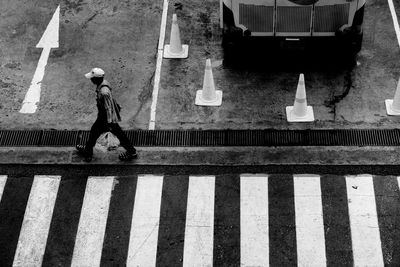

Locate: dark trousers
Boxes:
[85,119,136,156]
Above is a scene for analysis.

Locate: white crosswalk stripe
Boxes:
[2,173,399,266]
[183,176,215,267]
[127,175,163,266]
[346,175,384,267]
[71,176,115,267]
[240,174,269,266]
[294,175,326,267]
[13,175,61,267]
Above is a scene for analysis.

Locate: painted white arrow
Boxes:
[20,5,60,114]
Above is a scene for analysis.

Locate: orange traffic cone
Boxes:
[195,59,222,106]
[164,14,188,59]
[385,78,400,115]
[286,73,314,122]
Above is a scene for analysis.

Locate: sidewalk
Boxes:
[0,146,399,165]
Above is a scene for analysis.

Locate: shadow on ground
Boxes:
[222,39,357,73]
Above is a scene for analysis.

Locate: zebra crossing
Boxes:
[0,173,399,266]
[13,176,61,267]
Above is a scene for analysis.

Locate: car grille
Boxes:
[239,4,274,33]
[276,6,312,33]
[314,4,350,32]
[237,3,350,34]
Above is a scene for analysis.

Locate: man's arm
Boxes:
[99,87,114,123]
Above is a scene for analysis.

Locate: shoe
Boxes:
[76,145,93,162]
[119,151,138,161]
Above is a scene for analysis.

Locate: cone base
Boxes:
[286,106,314,122]
[195,90,222,106]
[385,99,400,115]
[163,44,189,59]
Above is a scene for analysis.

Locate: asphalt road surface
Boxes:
[2,0,400,130]
[2,0,400,266]
[0,164,400,266]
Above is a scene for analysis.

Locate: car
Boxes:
[220,0,366,53]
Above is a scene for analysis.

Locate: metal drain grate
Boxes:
[1,129,400,147]
[0,130,42,146]
[40,130,80,146]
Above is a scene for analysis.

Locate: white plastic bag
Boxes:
[95,132,120,152]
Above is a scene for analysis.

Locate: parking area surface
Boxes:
[0,0,160,129]
[157,0,400,129]
[1,0,400,130]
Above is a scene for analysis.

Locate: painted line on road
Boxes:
[71,176,114,267]
[20,5,59,114]
[183,176,215,267]
[346,175,384,266]
[294,175,327,267]
[398,177,400,193]
[149,0,169,130]
[388,0,400,48]
[127,175,163,266]
[240,174,269,266]
[0,175,7,202]
[13,175,61,267]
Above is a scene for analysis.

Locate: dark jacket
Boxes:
[95,80,121,123]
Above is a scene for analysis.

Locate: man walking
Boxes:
[76,67,137,162]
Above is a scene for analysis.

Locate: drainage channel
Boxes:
[1,129,400,147]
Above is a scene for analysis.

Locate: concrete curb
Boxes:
[0,146,399,166]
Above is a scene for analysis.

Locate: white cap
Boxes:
[85,68,105,79]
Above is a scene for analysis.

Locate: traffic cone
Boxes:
[385,78,400,115]
[286,73,314,122]
[195,59,222,106]
[164,14,189,59]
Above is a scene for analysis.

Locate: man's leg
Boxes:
[84,119,107,156]
[109,123,136,154]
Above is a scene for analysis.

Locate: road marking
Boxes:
[71,176,114,267]
[346,175,384,266]
[149,0,169,130]
[127,175,163,266]
[240,174,269,266]
[20,5,60,114]
[12,175,61,267]
[294,175,326,267]
[388,0,400,48]
[0,175,7,202]
[398,177,400,192]
[183,176,215,266]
